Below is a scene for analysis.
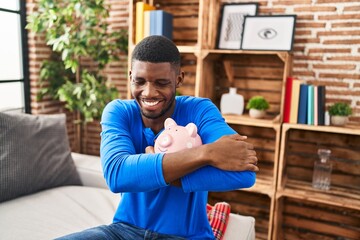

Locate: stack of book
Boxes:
[283,77,326,125]
[136,2,173,44]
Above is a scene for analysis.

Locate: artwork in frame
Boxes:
[241,15,297,51]
[217,3,258,49]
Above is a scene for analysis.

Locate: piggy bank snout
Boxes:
[158,134,173,147]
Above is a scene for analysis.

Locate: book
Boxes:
[289,79,301,124]
[313,86,318,126]
[297,83,308,124]
[283,77,294,123]
[317,85,326,125]
[135,2,155,43]
[307,85,314,125]
[143,10,151,38]
[149,10,173,40]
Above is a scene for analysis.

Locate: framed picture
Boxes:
[241,15,297,51]
[217,3,258,49]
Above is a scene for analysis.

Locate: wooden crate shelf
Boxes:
[198,52,292,123]
[277,180,360,210]
[228,124,281,192]
[128,0,202,49]
[278,124,360,206]
[273,196,360,240]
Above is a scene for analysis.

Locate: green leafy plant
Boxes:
[246,96,270,110]
[328,102,352,116]
[26,0,128,123]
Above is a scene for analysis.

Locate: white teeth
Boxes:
[143,100,159,106]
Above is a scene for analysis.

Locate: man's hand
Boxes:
[205,134,259,172]
[145,146,155,154]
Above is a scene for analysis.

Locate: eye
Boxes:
[132,78,146,86]
[156,80,171,87]
[258,28,277,40]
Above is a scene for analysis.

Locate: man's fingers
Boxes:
[249,164,259,172]
[145,146,155,153]
[246,142,254,150]
[248,150,257,156]
[228,134,247,140]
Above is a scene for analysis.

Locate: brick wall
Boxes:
[258,0,360,122]
[26,0,359,155]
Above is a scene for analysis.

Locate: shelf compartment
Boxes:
[200,53,291,122]
[208,190,273,240]
[278,124,360,210]
[278,180,360,210]
[129,0,201,48]
[274,196,360,240]
[228,124,281,193]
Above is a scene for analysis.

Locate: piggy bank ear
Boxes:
[185,123,198,137]
[164,118,177,129]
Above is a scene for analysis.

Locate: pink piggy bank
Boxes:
[155,118,202,153]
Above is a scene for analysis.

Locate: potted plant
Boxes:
[26,0,128,152]
[246,96,270,119]
[328,102,352,126]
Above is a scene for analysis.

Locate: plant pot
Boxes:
[331,115,348,126]
[249,109,266,119]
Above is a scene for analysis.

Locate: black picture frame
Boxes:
[240,15,297,51]
[216,3,258,49]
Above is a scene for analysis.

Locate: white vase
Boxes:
[331,116,348,126]
[249,109,266,119]
[220,87,244,115]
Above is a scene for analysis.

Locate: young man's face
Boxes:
[130,60,183,121]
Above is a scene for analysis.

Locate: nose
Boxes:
[159,134,173,147]
[142,82,156,96]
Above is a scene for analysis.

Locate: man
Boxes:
[59,35,258,239]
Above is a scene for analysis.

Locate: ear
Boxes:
[164,118,177,128]
[185,123,198,137]
[176,71,185,88]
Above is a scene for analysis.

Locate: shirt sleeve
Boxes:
[179,98,257,192]
[100,100,168,193]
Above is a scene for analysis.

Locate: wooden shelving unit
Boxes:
[127,1,359,239]
[274,123,360,239]
[201,47,291,240]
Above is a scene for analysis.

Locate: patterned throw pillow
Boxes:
[0,112,82,203]
[207,202,231,240]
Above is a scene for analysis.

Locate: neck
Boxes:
[142,117,166,135]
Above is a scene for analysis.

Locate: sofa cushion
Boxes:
[0,112,81,203]
[0,185,119,240]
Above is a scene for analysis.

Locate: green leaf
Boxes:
[26,0,127,122]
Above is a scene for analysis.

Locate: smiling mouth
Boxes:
[157,147,168,153]
[142,99,160,106]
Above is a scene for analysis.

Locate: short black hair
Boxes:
[131,35,181,70]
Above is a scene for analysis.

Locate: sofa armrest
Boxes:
[71,152,108,189]
[223,213,255,240]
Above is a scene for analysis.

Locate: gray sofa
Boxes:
[0,152,119,239]
[0,112,255,240]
